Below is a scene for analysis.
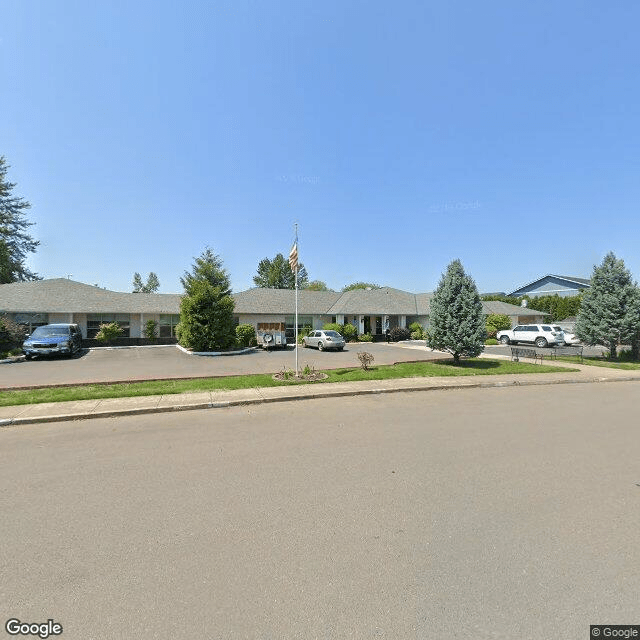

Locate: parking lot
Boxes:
[0,342,450,389]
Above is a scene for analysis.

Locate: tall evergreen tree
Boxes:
[427,259,486,363]
[132,271,160,293]
[575,252,640,359]
[253,253,308,289]
[181,247,231,296]
[0,156,39,282]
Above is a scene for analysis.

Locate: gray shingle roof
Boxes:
[231,288,341,315]
[1,279,545,318]
[0,279,183,314]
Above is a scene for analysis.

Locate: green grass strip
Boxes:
[556,356,640,370]
[0,359,576,408]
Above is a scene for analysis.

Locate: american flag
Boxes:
[288,242,298,272]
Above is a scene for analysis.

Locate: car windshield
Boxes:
[324,331,341,338]
[30,326,69,338]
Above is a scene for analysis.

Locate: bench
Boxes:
[548,345,584,364]
[510,347,544,364]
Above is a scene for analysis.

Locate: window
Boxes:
[159,314,180,338]
[14,313,49,334]
[285,315,313,338]
[87,314,130,338]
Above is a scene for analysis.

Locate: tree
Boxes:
[132,271,160,293]
[342,282,381,292]
[0,156,39,282]
[485,313,511,339]
[181,248,231,296]
[253,253,308,289]
[427,259,486,363]
[575,252,640,359]
[305,280,331,291]
[176,280,236,351]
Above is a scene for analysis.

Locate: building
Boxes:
[507,275,590,298]
[1,278,547,340]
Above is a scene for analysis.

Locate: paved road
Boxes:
[0,342,448,389]
[1,383,638,639]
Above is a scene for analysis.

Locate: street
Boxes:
[1,383,639,639]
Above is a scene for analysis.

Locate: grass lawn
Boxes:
[0,358,577,408]
[557,356,640,370]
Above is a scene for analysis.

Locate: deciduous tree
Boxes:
[341,282,381,292]
[253,253,308,289]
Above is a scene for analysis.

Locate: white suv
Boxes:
[496,324,564,348]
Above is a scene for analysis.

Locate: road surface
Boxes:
[1,383,639,639]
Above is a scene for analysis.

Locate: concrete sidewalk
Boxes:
[2,359,640,426]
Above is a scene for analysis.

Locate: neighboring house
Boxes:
[1,279,546,339]
[507,275,590,298]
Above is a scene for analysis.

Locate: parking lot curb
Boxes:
[2,373,640,427]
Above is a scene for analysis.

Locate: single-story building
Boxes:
[507,274,590,298]
[1,278,547,340]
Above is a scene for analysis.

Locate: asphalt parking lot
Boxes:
[0,342,449,389]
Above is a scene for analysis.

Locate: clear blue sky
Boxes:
[2,1,639,294]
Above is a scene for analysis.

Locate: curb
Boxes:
[2,374,640,427]
[175,345,258,357]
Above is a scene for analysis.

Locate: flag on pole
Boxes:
[288,242,298,273]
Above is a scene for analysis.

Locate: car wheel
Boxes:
[535,337,548,348]
[318,341,324,351]
[25,354,33,361]
[338,346,344,351]
[500,335,510,345]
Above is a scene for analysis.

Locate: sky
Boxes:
[2,1,639,295]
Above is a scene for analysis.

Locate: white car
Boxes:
[553,326,580,345]
[496,324,564,348]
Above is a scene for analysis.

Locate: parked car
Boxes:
[302,330,345,351]
[553,325,580,345]
[22,323,83,359]
[496,324,564,348]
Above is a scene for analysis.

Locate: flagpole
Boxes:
[294,223,299,376]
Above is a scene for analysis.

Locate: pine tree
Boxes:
[427,259,486,363]
[575,252,640,359]
[0,156,39,282]
[181,248,231,296]
[132,272,145,292]
[145,272,160,293]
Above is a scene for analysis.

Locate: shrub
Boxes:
[143,319,158,340]
[409,322,423,339]
[341,323,358,342]
[485,338,498,345]
[322,322,343,333]
[485,314,511,337]
[236,323,257,347]
[358,333,373,342]
[297,326,312,344]
[485,324,497,339]
[357,351,375,370]
[0,315,26,350]
[389,327,411,342]
[94,322,123,343]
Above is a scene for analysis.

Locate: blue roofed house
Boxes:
[507,275,591,298]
